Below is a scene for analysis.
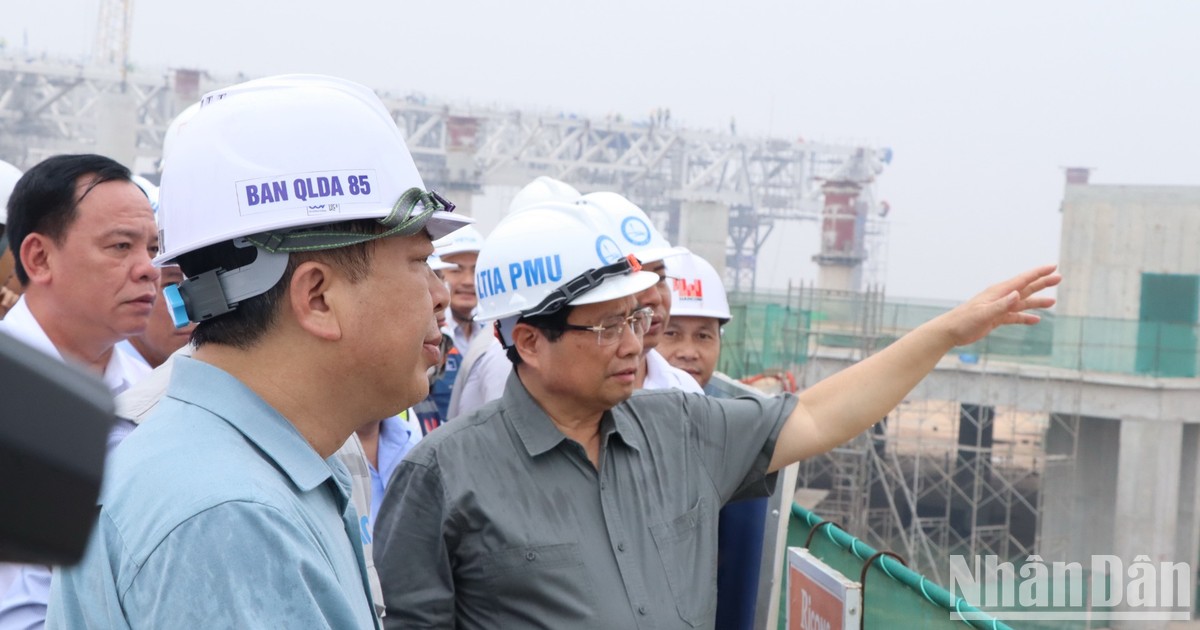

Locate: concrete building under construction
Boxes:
[3,29,1197,624]
[719,168,1200,628]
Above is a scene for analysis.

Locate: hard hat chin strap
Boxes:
[493,316,521,349]
[243,187,455,254]
[489,253,644,348]
[162,241,290,328]
[162,189,457,328]
[521,254,642,319]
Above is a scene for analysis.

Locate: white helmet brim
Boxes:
[633,244,689,265]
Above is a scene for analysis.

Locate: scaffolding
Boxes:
[719,287,1101,585]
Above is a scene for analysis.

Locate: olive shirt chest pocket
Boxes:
[650,498,717,627]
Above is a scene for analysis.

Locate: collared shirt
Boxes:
[114,339,151,370]
[0,296,147,630]
[46,357,380,630]
[373,371,795,629]
[366,412,417,532]
[113,346,388,620]
[0,296,150,396]
[643,348,705,394]
[446,313,476,358]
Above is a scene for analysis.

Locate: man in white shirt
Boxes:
[0,153,159,627]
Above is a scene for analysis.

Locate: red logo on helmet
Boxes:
[673,278,703,300]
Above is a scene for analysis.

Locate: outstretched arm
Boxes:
[768,264,1060,472]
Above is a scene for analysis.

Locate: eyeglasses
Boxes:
[563,307,653,346]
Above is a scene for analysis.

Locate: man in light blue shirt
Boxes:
[49,356,379,628]
[46,75,471,629]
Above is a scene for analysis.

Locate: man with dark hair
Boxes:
[373,199,1059,629]
[0,154,158,627]
[0,154,158,377]
[47,75,470,629]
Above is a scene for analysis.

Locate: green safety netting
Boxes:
[721,292,1198,381]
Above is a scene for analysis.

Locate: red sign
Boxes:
[787,548,861,630]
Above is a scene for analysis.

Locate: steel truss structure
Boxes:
[0,55,888,290]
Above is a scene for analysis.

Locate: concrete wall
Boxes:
[1040,415,1120,565]
[1058,184,1200,320]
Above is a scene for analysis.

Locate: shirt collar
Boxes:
[501,370,641,457]
[0,295,149,395]
[103,344,151,395]
[642,348,674,390]
[166,356,335,494]
[0,296,63,361]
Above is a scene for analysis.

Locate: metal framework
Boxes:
[780,287,1082,584]
[0,55,888,290]
[93,0,134,72]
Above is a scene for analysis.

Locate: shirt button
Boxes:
[525,551,537,561]
[600,481,606,490]
[638,605,647,615]
[617,542,626,552]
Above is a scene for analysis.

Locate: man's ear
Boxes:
[510,322,543,370]
[19,233,53,287]
[288,260,342,341]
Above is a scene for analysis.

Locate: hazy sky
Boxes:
[5,1,1199,301]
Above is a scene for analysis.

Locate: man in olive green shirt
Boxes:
[374,201,1059,629]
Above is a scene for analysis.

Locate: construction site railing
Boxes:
[786,503,1012,630]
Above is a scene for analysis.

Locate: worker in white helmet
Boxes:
[47,75,470,630]
[373,196,1059,628]
[433,225,484,353]
[428,226,483,421]
[660,251,766,630]
[444,176,586,420]
[582,191,701,393]
[659,252,732,390]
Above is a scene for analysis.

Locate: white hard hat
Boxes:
[160,101,201,172]
[433,225,484,257]
[427,254,458,272]
[474,202,658,344]
[158,74,468,264]
[130,175,160,213]
[582,191,687,264]
[667,253,731,322]
[156,74,471,327]
[508,176,581,215]
[0,160,22,225]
